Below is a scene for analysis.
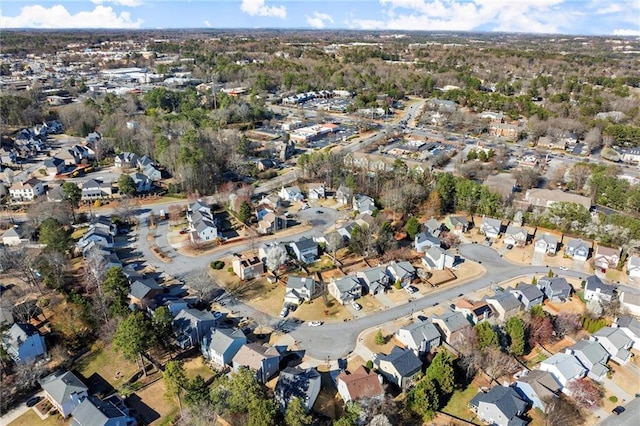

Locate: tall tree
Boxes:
[38,217,70,253]
[505,317,526,356]
[164,360,188,415]
[426,350,456,395]
[284,397,312,426]
[404,216,420,240]
[407,378,440,421]
[237,200,252,223]
[118,173,137,196]
[475,322,498,349]
[102,266,130,317]
[61,181,82,217]
[113,312,156,376]
[152,306,174,347]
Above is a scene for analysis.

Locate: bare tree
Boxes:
[482,347,519,383]
[544,396,584,426]
[115,196,140,224]
[264,244,288,278]
[566,379,602,409]
[513,168,540,190]
[15,360,48,390]
[0,247,45,295]
[584,128,602,154]
[553,312,582,338]
[568,163,591,192]
[186,269,216,305]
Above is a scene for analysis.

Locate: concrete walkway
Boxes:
[0,391,44,426]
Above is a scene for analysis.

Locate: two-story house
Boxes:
[480,217,503,239]
[534,234,559,255]
[386,261,416,287]
[328,276,362,305]
[2,322,47,364]
[374,346,422,390]
[564,238,591,262]
[395,321,441,355]
[9,178,44,201]
[594,246,621,273]
[284,276,316,305]
[40,371,89,418]
[289,238,318,263]
[356,266,390,295]
[232,256,264,280]
[201,327,247,366]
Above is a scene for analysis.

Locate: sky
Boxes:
[0,0,639,36]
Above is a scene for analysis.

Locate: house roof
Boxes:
[232,343,280,369]
[415,232,441,246]
[565,238,591,252]
[585,275,615,296]
[628,255,640,270]
[593,327,633,351]
[505,225,527,237]
[425,246,449,261]
[515,370,561,401]
[129,278,162,300]
[447,216,469,227]
[620,292,640,309]
[486,292,522,312]
[357,266,388,285]
[433,310,470,333]
[535,234,558,245]
[470,386,528,423]
[291,237,317,252]
[332,276,361,293]
[336,366,384,401]
[481,217,502,233]
[455,299,492,318]
[510,283,544,302]
[568,339,609,365]
[537,277,572,293]
[204,327,246,355]
[376,346,422,377]
[595,246,621,258]
[387,261,416,277]
[71,396,126,426]
[398,321,441,346]
[615,316,640,338]
[4,323,40,351]
[40,371,88,406]
[541,352,586,379]
[287,276,315,291]
[276,367,321,407]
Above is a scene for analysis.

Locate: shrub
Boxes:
[210,260,225,270]
[374,329,385,345]
[365,360,374,369]
[227,267,234,273]
[394,280,402,290]
[609,396,618,403]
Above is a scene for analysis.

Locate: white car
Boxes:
[559,266,568,271]
[351,302,362,311]
[308,321,323,327]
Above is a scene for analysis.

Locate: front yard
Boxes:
[8,409,68,426]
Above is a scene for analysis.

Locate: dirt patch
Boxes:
[128,378,178,425]
[543,295,586,316]
[361,327,403,355]
[292,296,351,322]
[608,362,640,398]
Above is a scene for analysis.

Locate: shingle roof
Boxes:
[336,366,384,401]
[71,396,126,426]
[593,327,633,351]
[232,343,280,370]
[470,386,528,421]
[433,310,470,333]
[515,370,561,401]
[377,346,422,377]
[585,275,616,296]
[40,371,88,406]
[204,327,245,355]
[4,323,40,351]
[568,339,609,365]
[399,321,441,346]
[129,278,162,300]
[541,352,586,380]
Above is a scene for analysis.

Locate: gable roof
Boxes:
[470,386,528,423]
[129,278,162,300]
[276,367,321,407]
[567,339,609,364]
[433,310,470,333]
[538,276,571,293]
[593,327,633,350]
[332,276,361,293]
[515,370,561,401]
[40,371,88,406]
[204,327,246,355]
[535,234,558,245]
[415,232,441,246]
[510,283,544,301]
[486,292,522,311]
[71,396,127,426]
[398,321,441,345]
[287,276,315,291]
[232,343,280,369]
[291,237,318,251]
[541,352,586,379]
[4,323,40,350]
[585,275,615,296]
[377,346,422,377]
[615,316,640,338]
[505,225,528,237]
[336,366,384,401]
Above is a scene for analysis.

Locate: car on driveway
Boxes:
[405,286,418,295]
[279,306,289,318]
[308,321,323,327]
[26,396,42,407]
[351,301,362,311]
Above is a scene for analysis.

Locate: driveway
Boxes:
[0,391,44,425]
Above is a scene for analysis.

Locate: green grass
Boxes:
[441,385,482,425]
[8,409,67,426]
[184,357,215,381]
[525,351,549,369]
[70,226,89,240]
[157,407,179,426]
[76,344,138,389]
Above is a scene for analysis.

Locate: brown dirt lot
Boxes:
[129,379,178,425]
[361,326,404,355]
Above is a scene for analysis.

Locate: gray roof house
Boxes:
[421,246,455,271]
[469,386,529,426]
[480,217,503,239]
[275,367,321,413]
[285,276,316,305]
[3,322,46,364]
[445,215,470,234]
[395,321,441,355]
[129,278,163,307]
[71,395,135,426]
[513,370,561,411]
[584,275,616,303]
[504,225,529,247]
[613,316,640,347]
[594,246,622,272]
[278,186,304,202]
[374,346,422,390]
[335,185,353,205]
[424,218,443,238]
[328,276,363,305]
[537,277,572,302]
[507,283,544,309]
[565,340,609,381]
[564,238,591,262]
[627,255,640,279]
[232,343,282,384]
[386,261,416,286]
[484,292,522,321]
[591,327,633,365]
[356,266,390,295]
[414,232,441,253]
[352,194,376,216]
[534,234,559,255]
[201,327,247,366]
[539,352,586,389]
[431,310,471,345]
[173,309,217,349]
[289,238,318,263]
[40,371,89,418]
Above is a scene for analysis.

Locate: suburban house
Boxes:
[373,346,422,390]
[613,316,640,347]
[507,283,544,309]
[328,276,363,305]
[594,246,621,273]
[278,186,304,202]
[422,246,455,271]
[537,277,572,302]
[40,370,89,418]
[173,309,217,349]
[162,298,190,317]
[70,395,135,426]
[445,215,470,235]
[539,352,587,389]
[128,278,163,308]
[424,218,443,238]
[187,201,218,243]
[142,164,162,182]
[335,366,384,403]
[129,172,152,193]
[44,156,65,175]
[285,276,316,305]
[260,194,282,210]
[77,227,114,250]
[627,255,640,279]
[9,178,44,201]
[336,221,358,241]
[289,238,319,263]
[114,152,139,169]
[307,183,326,199]
[395,321,442,355]
[386,261,416,286]
[188,200,212,217]
[480,217,503,239]
[275,367,321,413]
[484,292,522,321]
[352,194,376,215]
[432,310,471,345]
[591,327,633,364]
[335,185,353,205]
[201,327,247,366]
[564,238,592,262]
[258,212,286,234]
[513,370,561,411]
[504,225,529,247]
[81,179,112,200]
[619,292,640,317]
[584,275,616,303]
[524,188,592,210]
[3,322,47,364]
[469,386,529,426]
[454,299,492,324]
[534,234,559,255]
[2,226,28,246]
[232,343,281,384]
[565,340,609,381]
[232,256,264,280]
[356,266,390,295]
[414,232,441,252]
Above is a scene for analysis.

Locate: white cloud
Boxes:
[307,12,334,29]
[91,0,144,6]
[240,0,286,19]
[349,0,563,33]
[613,28,640,36]
[204,20,212,28]
[0,5,143,29]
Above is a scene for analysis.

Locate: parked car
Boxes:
[506,244,514,250]
[26,396,42,407]
[279,306,289,318]
[405,286,418,295]
[612,406,625,415]
[351,302,362,311]
[308,321,323,327]
[559,266,568,271]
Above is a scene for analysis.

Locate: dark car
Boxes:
[26,396,42,407]
[612,406,625,415]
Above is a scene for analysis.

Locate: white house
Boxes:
[591,327,633,364]
[307,183,325,200]
[289,238,318,263]
[352,194,376,215]
[328,276,362,305]
[539,352,586,390]
[421,246,455,271]
[594,246,621,273]
[1,226,28,246]
[584,275,616,303]
[285,276,316,305]
[627,255,640,279]
[201,327,247,366]
[534,234,559,255]
[396,321,441,355]
[480,217,502,239]
[40,371,89,418]
[564,238,591,262]
[9,178,44,201]
[504,225,528,247]
[279,186,304,202]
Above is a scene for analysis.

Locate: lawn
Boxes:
[76,343,139,390]
[183,356,215,381]
[441,385,482,425]
[8,410,68,426]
